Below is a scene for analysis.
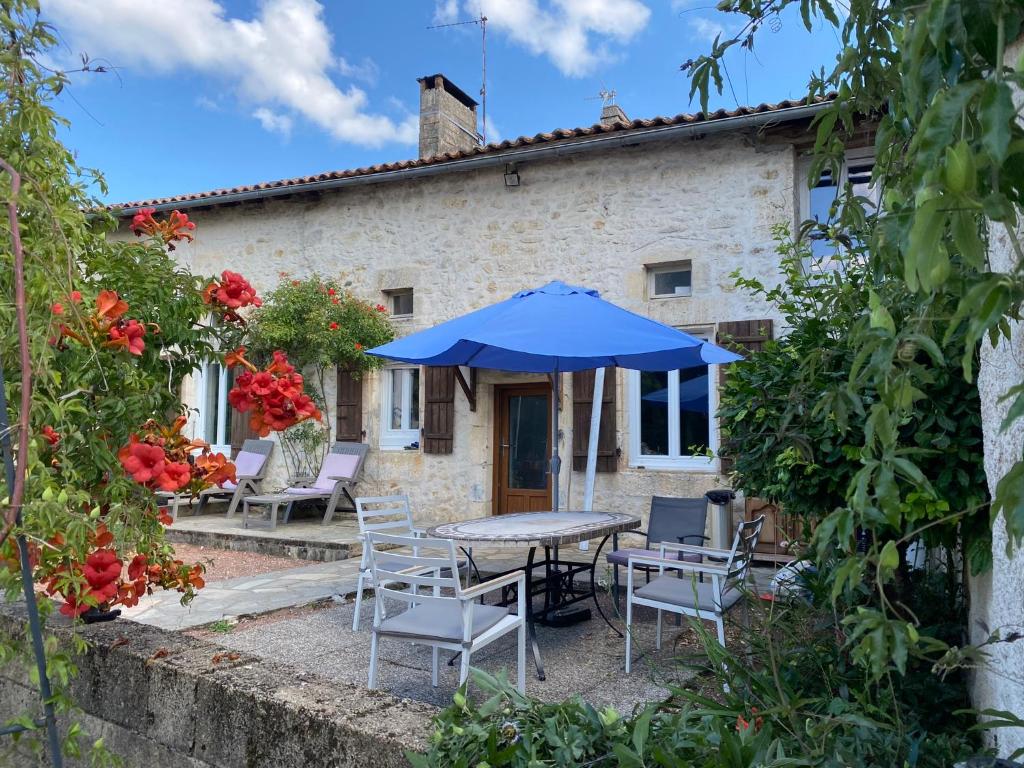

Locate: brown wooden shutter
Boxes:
[716,319,774,356]
[572,368,618,472]
[716,320,773,472]
[336,368,364,443]
[423,366,455,454]
[229,410,260,454]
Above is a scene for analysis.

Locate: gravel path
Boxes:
[169,543,308,582]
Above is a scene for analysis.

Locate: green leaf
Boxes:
[878,540,900,580]
[980,82,1015,164]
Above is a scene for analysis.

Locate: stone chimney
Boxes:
[417,74,480,159]
[600,102,629,128]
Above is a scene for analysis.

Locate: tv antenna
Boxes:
[585,88,618,107]
[427,13,488,145]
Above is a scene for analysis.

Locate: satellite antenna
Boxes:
[427,13,488,144]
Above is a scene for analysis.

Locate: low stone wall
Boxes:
[164,526,354,563]
[0,607,432,767]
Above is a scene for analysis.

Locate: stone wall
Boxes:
[0,607,431,767]
[164,132,799,534]
[967,38,1024,758]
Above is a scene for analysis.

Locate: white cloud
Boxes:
[42,0,417,148]
[253,107,293,138]
[337,55,380,86]
[433,0,460,24]
[689,16,725,43]
[440,0,651,77]
[195,95,222,111]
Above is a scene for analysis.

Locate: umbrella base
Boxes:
[537,606,591,627]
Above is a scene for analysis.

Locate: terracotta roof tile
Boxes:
[110,95,833,212]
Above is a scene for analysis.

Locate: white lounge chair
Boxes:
[366,531,526,694]
[624,515,766,673]
[241,441,368,530]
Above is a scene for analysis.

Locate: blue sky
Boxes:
[41,1,841,205]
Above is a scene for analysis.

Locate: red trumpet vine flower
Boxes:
[130,207,196,249]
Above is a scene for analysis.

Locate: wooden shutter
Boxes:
[716,320,773,472]
[572,368,618,472]
[423,366,455,454]
[336,368,364,442]
[229,410,259,454]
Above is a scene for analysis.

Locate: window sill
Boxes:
[378,441,420,452]
[629,458,719,473]
[648,292,692,300]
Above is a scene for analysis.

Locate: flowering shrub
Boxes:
[245,274,393,476]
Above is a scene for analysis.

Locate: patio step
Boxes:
[165,525,356,562]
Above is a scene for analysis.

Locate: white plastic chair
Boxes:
[624,515,765,673]
[366,531,526,694]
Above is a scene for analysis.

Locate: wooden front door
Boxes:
[493,384,552,515]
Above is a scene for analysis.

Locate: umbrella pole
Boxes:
[550,365,561,512]
[582,367,604,511]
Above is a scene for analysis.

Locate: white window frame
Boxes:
[628,331,718,471]
[194,360,231,455]
[798,147,877,275]
[380,366,420,450]
[646,260,693,299]
[385,288,414,319]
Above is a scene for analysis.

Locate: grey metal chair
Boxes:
[624,515,766,673]
[606,496,709,602]
[366,531,526,694]
[241,441,368,529]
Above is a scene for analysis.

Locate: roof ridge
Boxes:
[109,94,836,212]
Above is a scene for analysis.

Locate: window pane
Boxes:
[408,368,420,430]
[808,171,838,265]
[678,366,710,456]
[508,394,548,489]
[202,364,221,444]
[653,269,691,296]
[390,370,403,430]
[639,371,670,456]
[392,291,413,315]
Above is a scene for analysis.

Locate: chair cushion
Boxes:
[377,602,509,641]
[313,452,360,490]
[634,575,743,613]
[232,450,266,479]
[606,548,701,566]
[283,487,329,496]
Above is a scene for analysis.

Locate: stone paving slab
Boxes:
[121,559,364,631]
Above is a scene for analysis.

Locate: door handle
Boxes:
[500,443,511,449]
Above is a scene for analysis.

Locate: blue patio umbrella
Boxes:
[367,281,741,511]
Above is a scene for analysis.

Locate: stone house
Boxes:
[115,74,873,545]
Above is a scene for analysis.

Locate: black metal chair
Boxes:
[606,496,709,604]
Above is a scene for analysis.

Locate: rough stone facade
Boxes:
[967,38,1024,757]
[417,73,480,159]
[166,130,801,538]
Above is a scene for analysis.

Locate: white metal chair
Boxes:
[366,531,526,694]
[352,495,424,631]
[624,515,765,673]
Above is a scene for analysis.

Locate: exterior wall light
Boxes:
[503,163,521,188]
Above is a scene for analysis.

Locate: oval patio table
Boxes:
[428,511,640,680]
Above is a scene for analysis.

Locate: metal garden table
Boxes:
[428,510,640,680]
